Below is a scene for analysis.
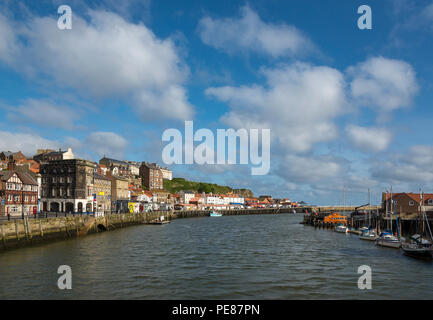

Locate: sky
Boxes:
[0,0,433,205]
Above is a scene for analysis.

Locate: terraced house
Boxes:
[0,161,38,217]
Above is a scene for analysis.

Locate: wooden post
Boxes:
[15,219,20,240]
[39,220,44,238]
[1,224,6,248]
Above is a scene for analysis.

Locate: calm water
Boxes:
[0,213,432,299]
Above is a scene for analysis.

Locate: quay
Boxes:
[302,210,433,237]
[0,207,294,251]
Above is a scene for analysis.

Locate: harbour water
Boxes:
[0,213,432,299]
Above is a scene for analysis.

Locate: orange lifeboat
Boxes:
[324,212,347,225]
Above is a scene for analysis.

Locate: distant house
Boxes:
[139,162,164,190]
[99,156,130,177]
[33,147,74,164]
[0,161,39,217]
[382,192,433,217]
[0,151,26,162]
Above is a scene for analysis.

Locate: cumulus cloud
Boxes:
[278,154,345,184]
[206,62,347,153]
[5,99,79,130]
[346,125,392,152]
[0,11,193,121]
[370,145,433,183]
[347,56,418,113]
[85,131,128,159]
[198,5,314,58]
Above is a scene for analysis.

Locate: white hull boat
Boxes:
[376,233,401,248]
[335,225,348,233]
[360,230,377,241]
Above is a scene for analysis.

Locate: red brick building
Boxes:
[139,162,163,190]
[0,161,39,217]
[382,192,433,216]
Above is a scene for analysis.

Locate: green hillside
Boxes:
[163,178,254,197]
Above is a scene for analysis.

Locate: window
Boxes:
[52,177,57,183]
[7,194,12,201]
[14,195,20,202]
[67,177,72,183]
[7,183,13,190]
[52,188,56,197]
[59,177,64,183]
[409,200,414,206]
[25,196,29,202]
[428,199,433,205]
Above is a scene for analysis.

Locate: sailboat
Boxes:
[401,191,433,259]
[376,188,401,249]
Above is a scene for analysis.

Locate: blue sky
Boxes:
[1,0,433,205]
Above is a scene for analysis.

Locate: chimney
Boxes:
[7,159,16,171]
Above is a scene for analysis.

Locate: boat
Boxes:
[335,225,348,233]
[209,211,223,217]
[359,229,377,241]
[401,191,433,259]
[376,232,401,248]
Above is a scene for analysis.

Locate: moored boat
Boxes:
[210,211,223,217]
[335,225,348,233]
[376,232,401,248]
[359,229,377,241]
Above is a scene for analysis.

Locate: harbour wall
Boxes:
[0,207,294,251]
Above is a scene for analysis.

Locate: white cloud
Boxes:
[206,62,347,153]
[0,11,193,121]
[348,56,418,113]
[346,125,392,152]
[85,131,128,159]
[198,5,314,58]
[6,99,79,130]
[0,131,60,156]
[279,154,344,183]
[370,145,433,183]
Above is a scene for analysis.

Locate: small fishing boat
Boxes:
[376,232,401,248]
[359,229,377,241]
[335,225,348,233]
[209,211,223,217]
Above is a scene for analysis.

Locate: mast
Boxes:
[390,186,393,232]
[368,189,370,228]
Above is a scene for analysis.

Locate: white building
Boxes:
[179,190,195,204]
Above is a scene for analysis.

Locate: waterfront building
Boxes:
[33,147,74,164]
[0,161,38,217]
[106,171,129,213]
[205,194,225,205]
[179,190,195,204]
[40,159,96,213]
[222,194,245,205]
[93,173,111,216]
[382,192,433,217]
[139,162,164,190]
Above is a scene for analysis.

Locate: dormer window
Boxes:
[428,199,433,205]
[409,200,414,206]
